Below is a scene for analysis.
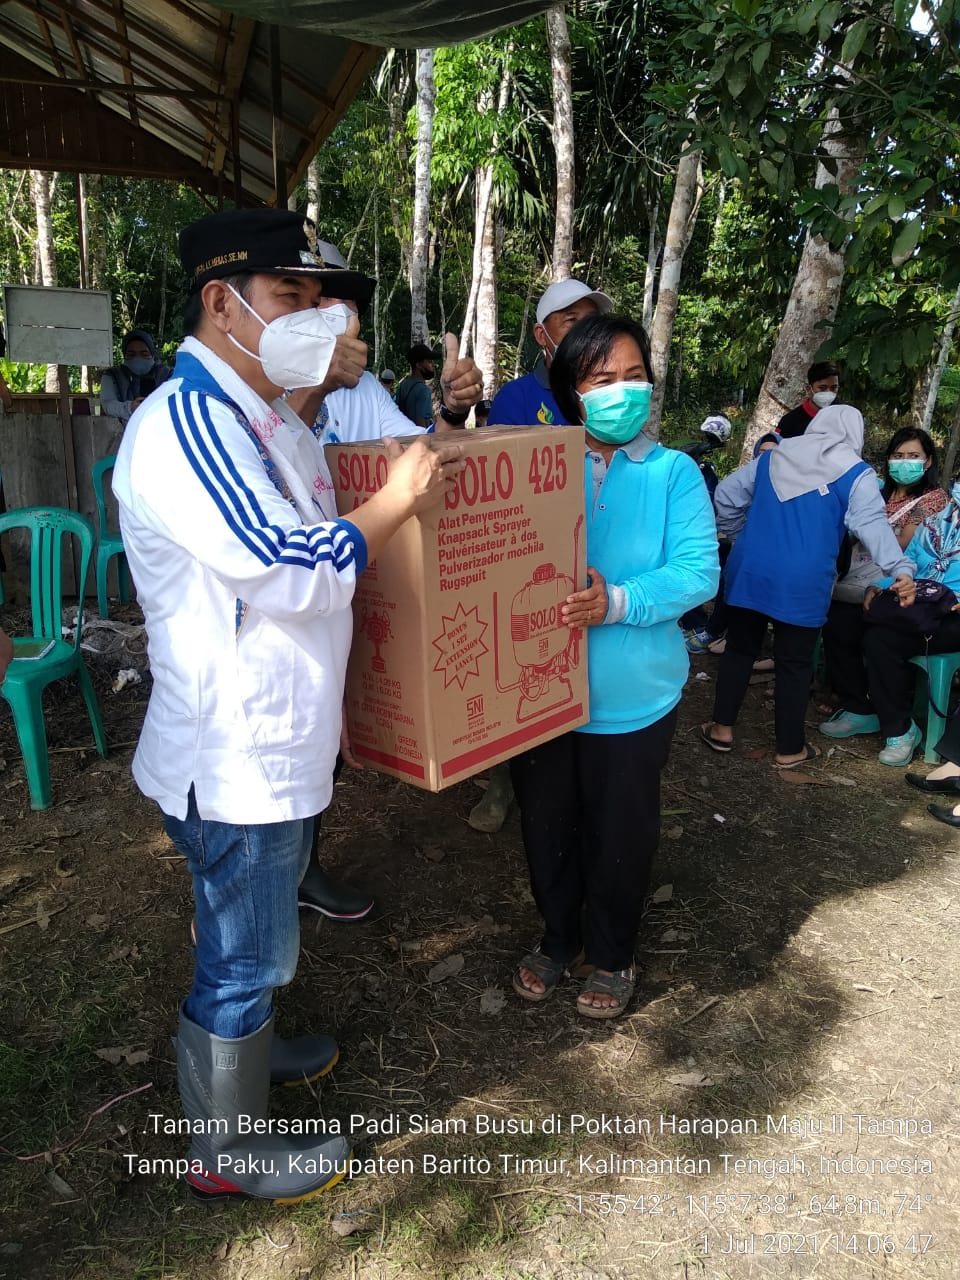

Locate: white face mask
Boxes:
[226,287,353,389]
[811,389,837,408]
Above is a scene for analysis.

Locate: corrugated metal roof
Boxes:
[204,0,555,47]
[1,1,379,204]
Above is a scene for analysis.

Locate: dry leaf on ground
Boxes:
[666,1071,714,1088]
[95,1045,149,1066]
[427,953,465,983]
[479,987,506,1014]
[330,1210,379,1238]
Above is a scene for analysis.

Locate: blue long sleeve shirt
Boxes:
[581,436,720,734]
[716,454,914,626]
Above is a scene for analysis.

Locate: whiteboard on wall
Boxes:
[2,285,113,366]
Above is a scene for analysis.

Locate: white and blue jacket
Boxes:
[113,348,366,824]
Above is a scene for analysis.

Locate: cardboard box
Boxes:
[328,426,589,790]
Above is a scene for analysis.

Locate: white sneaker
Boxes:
[878,722,922,767]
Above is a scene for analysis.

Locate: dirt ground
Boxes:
[0,600,957,1280]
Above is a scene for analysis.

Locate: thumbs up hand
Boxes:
[438,331,484,419]
[283,305,368,425]
[320,308,367,393]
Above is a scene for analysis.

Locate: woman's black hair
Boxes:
[549,313,654,427]
[881,426,941,500]
[181,271,254,337]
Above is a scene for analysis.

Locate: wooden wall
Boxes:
[0,414,125,599]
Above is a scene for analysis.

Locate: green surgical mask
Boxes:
[578,381,652,445]
[888,459,926,486]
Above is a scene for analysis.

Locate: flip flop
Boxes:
[700,723,732,753]
[774,743,821,770]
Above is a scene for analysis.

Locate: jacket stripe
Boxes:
[168,390,357,574]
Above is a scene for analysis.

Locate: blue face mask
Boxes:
[888,458,926,486]
[577,381,653,445]
[125,356,154,377]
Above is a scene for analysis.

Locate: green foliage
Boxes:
[1,0,958,416]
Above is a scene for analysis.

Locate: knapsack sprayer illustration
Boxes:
[493,514,584,722]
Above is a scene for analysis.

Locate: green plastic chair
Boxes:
[92,454,130,618]
[0,507,108,809]
[910,652,960,764]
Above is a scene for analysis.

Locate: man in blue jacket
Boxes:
[487,279,612,427]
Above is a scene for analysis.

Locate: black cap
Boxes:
[179,209,376,308]
[408,342,435,365]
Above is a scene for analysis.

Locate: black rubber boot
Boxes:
[297,860,374,920]
[177,1008,351,1202]
[467,762,515,833]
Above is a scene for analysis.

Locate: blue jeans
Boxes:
[162,788,314,1039]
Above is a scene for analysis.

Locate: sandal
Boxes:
[774,743,821,770]
[700,723,732,753]
[577,966,636,1020]
[512,946,582,1003]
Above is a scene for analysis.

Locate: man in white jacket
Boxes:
[113,208,469,1204]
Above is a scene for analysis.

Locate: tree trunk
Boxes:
[410,48,435,345]
[943,393,960,486]
[546,5,575,280]
[919,284,960,433]
[459,164,496,358]
[385,58,413,283]
[373,189,381,369]
[458,67,512,358]
[646,143,703,437]
[30,170,60,392]
[742,104,866,459]
[475,202,498,396]
[305,155,320,227]
[514,274,536,380]
[642,193,660,334]
[86,173,106,290]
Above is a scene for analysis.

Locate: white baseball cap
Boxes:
[535,279,613,325]
[380,369,396,382]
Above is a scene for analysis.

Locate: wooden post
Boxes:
[58,364,80,591]
[58,365,79,513]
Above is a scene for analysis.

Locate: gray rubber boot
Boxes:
[467,762,515,833]
[270,1032,339,1086]
[177,1007,351,1202]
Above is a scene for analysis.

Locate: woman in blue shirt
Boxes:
[509,314,719,1019]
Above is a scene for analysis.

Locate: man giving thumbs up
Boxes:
[281,236,484,923]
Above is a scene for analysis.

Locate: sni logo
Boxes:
[467,695,484,722]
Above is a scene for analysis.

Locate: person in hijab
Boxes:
[700,405,915,768]
[752,432,780,457]
[99,329,170,422]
